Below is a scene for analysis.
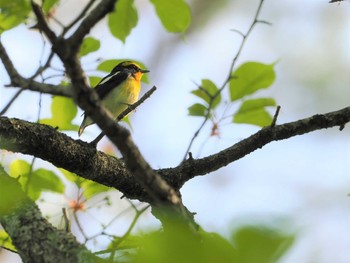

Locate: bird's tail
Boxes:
[78,125,85,137]
[78,113,91,137]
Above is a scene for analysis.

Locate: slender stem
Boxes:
[62,0,97,35]
[183,0,267,160]
[270,105,281,127]
[0,88,24,116]
[30,51,55,80]
[73,211,89,242]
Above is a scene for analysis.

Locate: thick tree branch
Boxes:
[175,106,350,182]
[0,116,146,200]
[1,106,349,201]
[30,1,57,43]
[0,168,96,263]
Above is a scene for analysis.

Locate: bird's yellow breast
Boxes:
[102,75,141,117]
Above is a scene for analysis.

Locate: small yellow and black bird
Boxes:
[78,61,149,136]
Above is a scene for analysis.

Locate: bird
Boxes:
[78,61,149,136]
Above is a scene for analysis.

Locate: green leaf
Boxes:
[0,164,28,214]
[0,0,31,33]
[0,230,16,252]
[42,0,59,13]
[97,59,149,84]
[89,76,102,87]
[60,168,85,188]
[108,0,138,43]
[40,96,79,131]
[150,0,191,33]
[79,37,100,57]
[231,226,293,263]
[132,222,237,263]
[9,159,31,177]
[191,79,221,109]
[188,103,207,117]
[230,62,276,101]
[108,234,140,250]
[60,169,110,199]
[32,168,65,193]
[9,160,64,201]
[81,179,111,200]
[233,98,276,127]
[9,160,36,198]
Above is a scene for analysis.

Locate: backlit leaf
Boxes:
[230,62,276,101]
[81,180,111,200]
[188,103,207,117]
[150,0,191,33]
[0,230,16,252]
[231,226,294,263]
[10,160,64,201]
[79,37,100,57]
[233,98,276,127]
[191,79,221,109]
[0,0,31,33]
[40,96,79,131]
[42,0,59,13]
[108,0,138,43]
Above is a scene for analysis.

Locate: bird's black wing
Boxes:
[95,70,130,99]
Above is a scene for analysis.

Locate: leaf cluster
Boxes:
[189,62,277,128]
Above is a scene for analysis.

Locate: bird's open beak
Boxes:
[140,69,150,73]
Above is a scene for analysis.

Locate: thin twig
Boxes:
[0,88,24,116]
[183,0,268,160]
[270,105,281,127]
[72,211,89,242]
[62,0,97,35]
[30,51,55,80]
[226,0,266,78]
[94,205,150,257]
[61,208,71,232]
[109,205,149,260]
[67,0,116,48]
[90,86,157,146]
[31,1,57,43]
[0,39,20,79]
[1,106,350,202]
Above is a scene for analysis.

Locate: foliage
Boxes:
[0,230,15,252]
[9,159,64,201]
[189,62,277,128]
[0,0,31,33]
[108,0,138,43]
[150,0,191,33]
[40,96,79,131]
[60,168,111,200]
[0,0,328,261]
[79,37,101,57]
[106,221,293,263]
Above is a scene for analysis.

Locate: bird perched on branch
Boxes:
[78,61,149,136]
